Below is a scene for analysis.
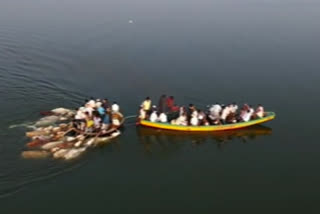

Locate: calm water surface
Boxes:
[1,0,320,213]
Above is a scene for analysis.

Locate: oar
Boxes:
[92,130,103,146]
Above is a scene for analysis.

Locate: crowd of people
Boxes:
[138,95,265,126]
[73,98,122,134]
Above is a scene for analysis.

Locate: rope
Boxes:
[124,115,137,120]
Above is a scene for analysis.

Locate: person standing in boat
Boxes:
[141,97,152,114]
[158,94,167,113]
[166,96,179,112]
[102,99,109,110]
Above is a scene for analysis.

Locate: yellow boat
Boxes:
[138,112,275,132]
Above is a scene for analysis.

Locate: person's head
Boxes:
[170,96,174,99]
[161,94,166,98]
[258,104,262,107]
[232,102,236,106]
[103,99,108,103]
[146,97,150,100]
[189,104,194,108]
[90,97,94,100]
[113,101,117,104]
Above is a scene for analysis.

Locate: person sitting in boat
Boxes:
[226,112,237,123]
[111,112,122,128]
[230,102,238,114]
[191,108,198,118]
[255,104,265,118]
[87,98,96,108]
[220,105,232,124]
[96,102,105,117]
[101,111,111,130]
[93,111,102,130]
[198,110,209,125]
[150,110,158,122]
[190,114,199,126]
[85,113,94,133]
[158,94,167,113]
[74,107,87,130]
[138,105,147,120]
[179,106,186,116]
[171,113,188,126]
[84,103,94,117]
[241,107,254,122]
[159,112,168,123]
[208,103,222,124]
[75,107,86,120]
[141,97,152,114]
[111,101,120,112]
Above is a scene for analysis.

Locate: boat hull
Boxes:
[139,112,275,132]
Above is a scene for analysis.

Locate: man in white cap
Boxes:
[111,102,120,112]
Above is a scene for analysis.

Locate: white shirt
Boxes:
[210,104,222,118]
[75,110,86,120]
[159,113,168,123]
[176,115,187,126]
[139,109,146,120]
[191,110,198,118]
[112,104,120,112]
[87,100,96,108]
[85,107,94,117]
[220,106,231,120]
[150,112,158,122]
[242,108,254,122]
[230,105,238,114]
[256,106,264,118]
[190,116,199,126]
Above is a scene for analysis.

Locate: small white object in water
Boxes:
[128,20,133,24]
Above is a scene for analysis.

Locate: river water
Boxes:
[1,0,320,213]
